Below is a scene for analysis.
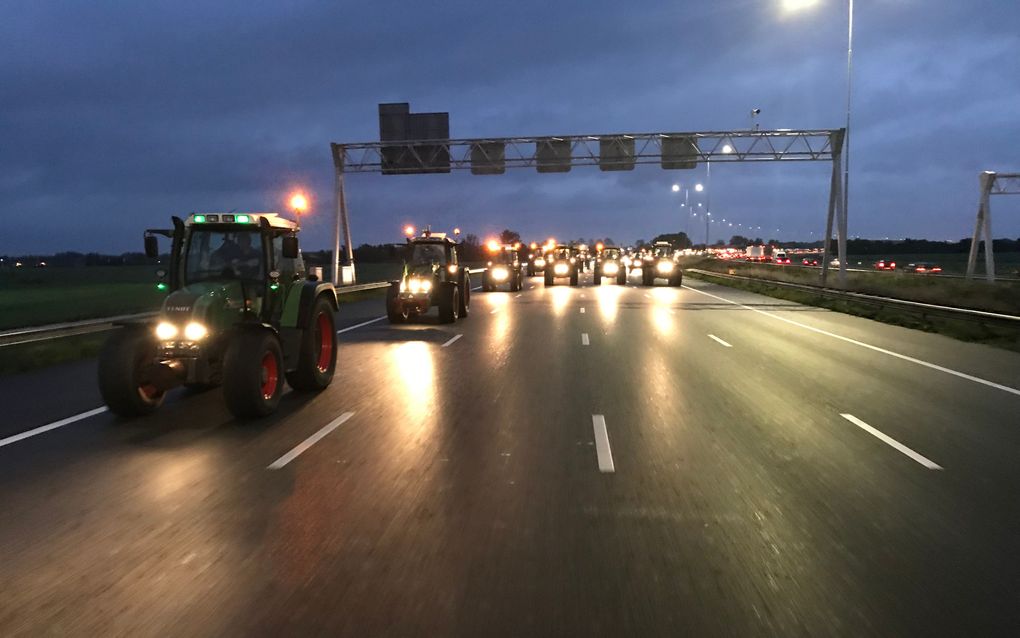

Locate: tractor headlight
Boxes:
[492,267,508,281]
[155,321,178,340]
[603,262,619,275]
[657,261,674,274]
[408,277,431,294]
[535,258,546,267]
[554,263,569,276]
[184,322,208,341]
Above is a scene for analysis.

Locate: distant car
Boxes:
[773,250,791,265]
[873,259,897,270]
[801,256,820,266]
[904,262,942,274]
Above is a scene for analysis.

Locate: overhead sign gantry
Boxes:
[330,103,848,285]
[967,171,1020,282]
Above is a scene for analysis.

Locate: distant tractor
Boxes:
[593,245,627,285]
[482,241,524,292]
[544,244,580,286]
[641,241,683,287]
[98,212,338,419]
[386,229,471,324]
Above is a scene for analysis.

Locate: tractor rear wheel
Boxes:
[287,296,337,391]
[569,270,579,286]
[438,282,459,324]
[98,327,166,417]
[671,272,683,287]
[223,331,284,418]
[545,270,554,286]
[458,274,470,317]
[617,269,627,285]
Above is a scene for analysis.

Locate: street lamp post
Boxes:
[672,183,692,243]
[784,0,854,285]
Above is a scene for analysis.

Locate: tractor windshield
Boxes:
[653,246,671,258]
[602,248,620,260]
[184,228,265,283]
[409,242,447,266]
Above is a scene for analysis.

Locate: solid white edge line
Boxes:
[840,413,943,470]
[682,284,1020,398]
[708,334,733,348]
[336,316,386,334]
[581,333,590,346]
[592,414,615,473]
[441,334,462,347]
[0,406,109,449]
[268,412,355,470]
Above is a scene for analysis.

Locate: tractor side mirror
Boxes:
[144,235,159,259]
[282,236,299,259]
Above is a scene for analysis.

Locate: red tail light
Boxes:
[933,267,942,272]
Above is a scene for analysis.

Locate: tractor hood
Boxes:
[161,281,249,327]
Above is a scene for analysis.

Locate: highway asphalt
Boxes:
[2,272,1020,636]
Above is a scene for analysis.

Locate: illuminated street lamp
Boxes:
[404,225,416,237]
[722,144,733,154]
[672,183,692,239]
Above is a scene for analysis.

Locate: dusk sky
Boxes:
[3,0,1019,255]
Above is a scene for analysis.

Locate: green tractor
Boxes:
[98,212,338,419]
[386,230,471,324]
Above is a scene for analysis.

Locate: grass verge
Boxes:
[686,266,1020,353]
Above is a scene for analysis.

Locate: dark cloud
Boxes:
[2,0,1019,254]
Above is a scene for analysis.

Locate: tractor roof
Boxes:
[409,233,457,245]
[186,212,298,230]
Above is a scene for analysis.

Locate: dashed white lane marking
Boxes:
[581,333,590,346]
[592,415,615,473]
[708,334,733,348]
[515,293,522,298]
[268,412,355,470]
[471,286,482,291]
[441,334,462,347]
[0,406,108,449]
[337,316,386,334]
[644,293,651,298]
[490,308,499,314]
[840,414,943,470]
[683,284,1020,398]
[580,307,586,314]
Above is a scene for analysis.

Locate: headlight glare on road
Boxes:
[492,267,508,281]
[183,322,208,341]
[554,263,569,276]
[657,261,674,274]
[155,321,178,340]
[604,262,619,275]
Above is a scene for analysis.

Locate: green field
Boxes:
[844,253,1020,277]
[0,262,446,331]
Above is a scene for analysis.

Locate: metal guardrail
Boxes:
[0,271,490,348]
[687,268,1020,325]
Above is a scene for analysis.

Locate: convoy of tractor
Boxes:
[97,217,687,420]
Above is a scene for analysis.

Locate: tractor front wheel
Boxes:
[438,282,459,324]
[223,331,285,418]
[98,327,166,417]
[287,296,337,391]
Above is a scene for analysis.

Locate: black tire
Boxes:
[545,270,554,286]
[386,284,407,324]
[286,296,337,392]
[672,272,683,287]
[569,270,579,286]
[594,266,602,285]
[527,263,535,277]
[223,331,285,418]
[438,282,459,324]
[458,274,470,317]
[642,270,652,286]
[98,327,166,417]
[617,268,627,285]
